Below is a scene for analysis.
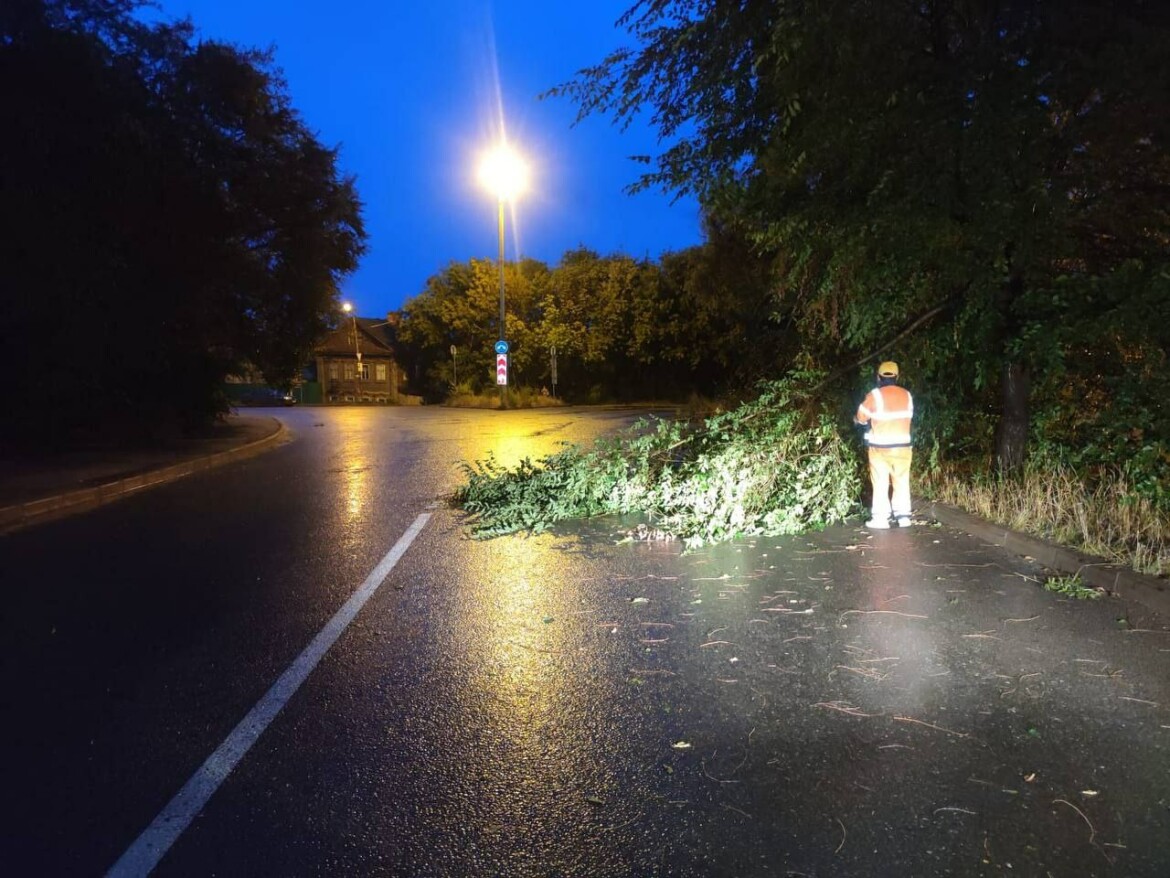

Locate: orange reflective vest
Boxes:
[856,385,914,447]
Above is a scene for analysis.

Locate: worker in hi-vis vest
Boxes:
[854,361,914,529]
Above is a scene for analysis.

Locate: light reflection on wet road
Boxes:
[171,501,1170,875]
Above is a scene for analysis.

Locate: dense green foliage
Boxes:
[1,0,365,448]
[397,236,782,404]
[454,373,860,545]
[550,0,1170,475]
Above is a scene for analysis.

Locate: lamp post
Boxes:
[477,142,528,409]
[342,301,360,391]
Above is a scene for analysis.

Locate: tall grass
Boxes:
[922,461,1169,577]
[445,387,565,409]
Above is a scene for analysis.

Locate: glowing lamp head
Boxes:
[478,144,529,201]
[341,301,353,314]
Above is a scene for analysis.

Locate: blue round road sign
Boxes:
[495,340,509,355]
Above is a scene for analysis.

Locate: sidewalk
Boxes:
[0,414,287,534]
[1,414,1165,618]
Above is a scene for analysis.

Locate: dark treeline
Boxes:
[1,0,364,450]
[396,220,782,404]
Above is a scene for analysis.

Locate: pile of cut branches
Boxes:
[453,372,861,546]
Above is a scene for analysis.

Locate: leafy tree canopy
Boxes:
[397,238,784,404]
[550,0,1170,469]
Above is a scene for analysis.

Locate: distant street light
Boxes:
[478,142,528,409]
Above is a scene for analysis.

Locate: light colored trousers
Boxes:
[868,446,913,519]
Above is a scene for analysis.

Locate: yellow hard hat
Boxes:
[877,361,899,378]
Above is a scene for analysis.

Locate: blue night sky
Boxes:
[145,0,703,318]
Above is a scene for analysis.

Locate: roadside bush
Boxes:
[454,372,861,546]
[446,386,565,409]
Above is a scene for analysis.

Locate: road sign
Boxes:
[495,340,509,355]
[496,353,508,386]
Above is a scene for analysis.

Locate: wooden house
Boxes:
[315,317,399,403]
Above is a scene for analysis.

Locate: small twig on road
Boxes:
[1118,696,1159,706]
[918,562,995,568]
[1003,615,1041,624]
[1006,572,1040,584]
[640,622,675,629]
[700,640,736,648]
[628,668,676,676]
[839,610,929,623]
[814,701,878,717]
[508,639,560,654]
[1080,668,1124,680]
[963,630,1001,640]
[893,715,969,738]
[934,807,977,816]
[722,804,752,819]
[834,818,847,854]
[599,813,642,832]
[835,665,887,681]
[1053,798,1095,845]
[702,755,741,784]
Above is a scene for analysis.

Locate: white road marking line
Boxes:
[107,512,432,877]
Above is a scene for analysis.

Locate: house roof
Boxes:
[356,316,398,350]
[316,319,396,358]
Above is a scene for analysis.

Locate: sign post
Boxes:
[495,340,509,388]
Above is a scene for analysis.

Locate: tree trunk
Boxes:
[995,360,1030,472]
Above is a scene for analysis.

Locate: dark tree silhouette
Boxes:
[1,0,366,448]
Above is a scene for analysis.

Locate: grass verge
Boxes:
[922,461,1169,577]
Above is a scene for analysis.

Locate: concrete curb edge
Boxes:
[925,500,1170,618]
[0,417,289,535]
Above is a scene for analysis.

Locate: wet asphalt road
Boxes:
[1,406,1168,877]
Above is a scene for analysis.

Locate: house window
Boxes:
[344,363,355,380]
[359,362,370,380]
[375,363,388,382]
[329,362,339,380]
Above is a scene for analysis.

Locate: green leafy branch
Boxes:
[453,372,863,546]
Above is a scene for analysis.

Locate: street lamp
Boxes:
[478,142,528,408]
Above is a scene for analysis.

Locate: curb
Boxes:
[0,418,289,535]
[925,500,1170,618]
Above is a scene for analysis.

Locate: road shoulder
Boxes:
[926,499,1170,618]
[0,415,288,534]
